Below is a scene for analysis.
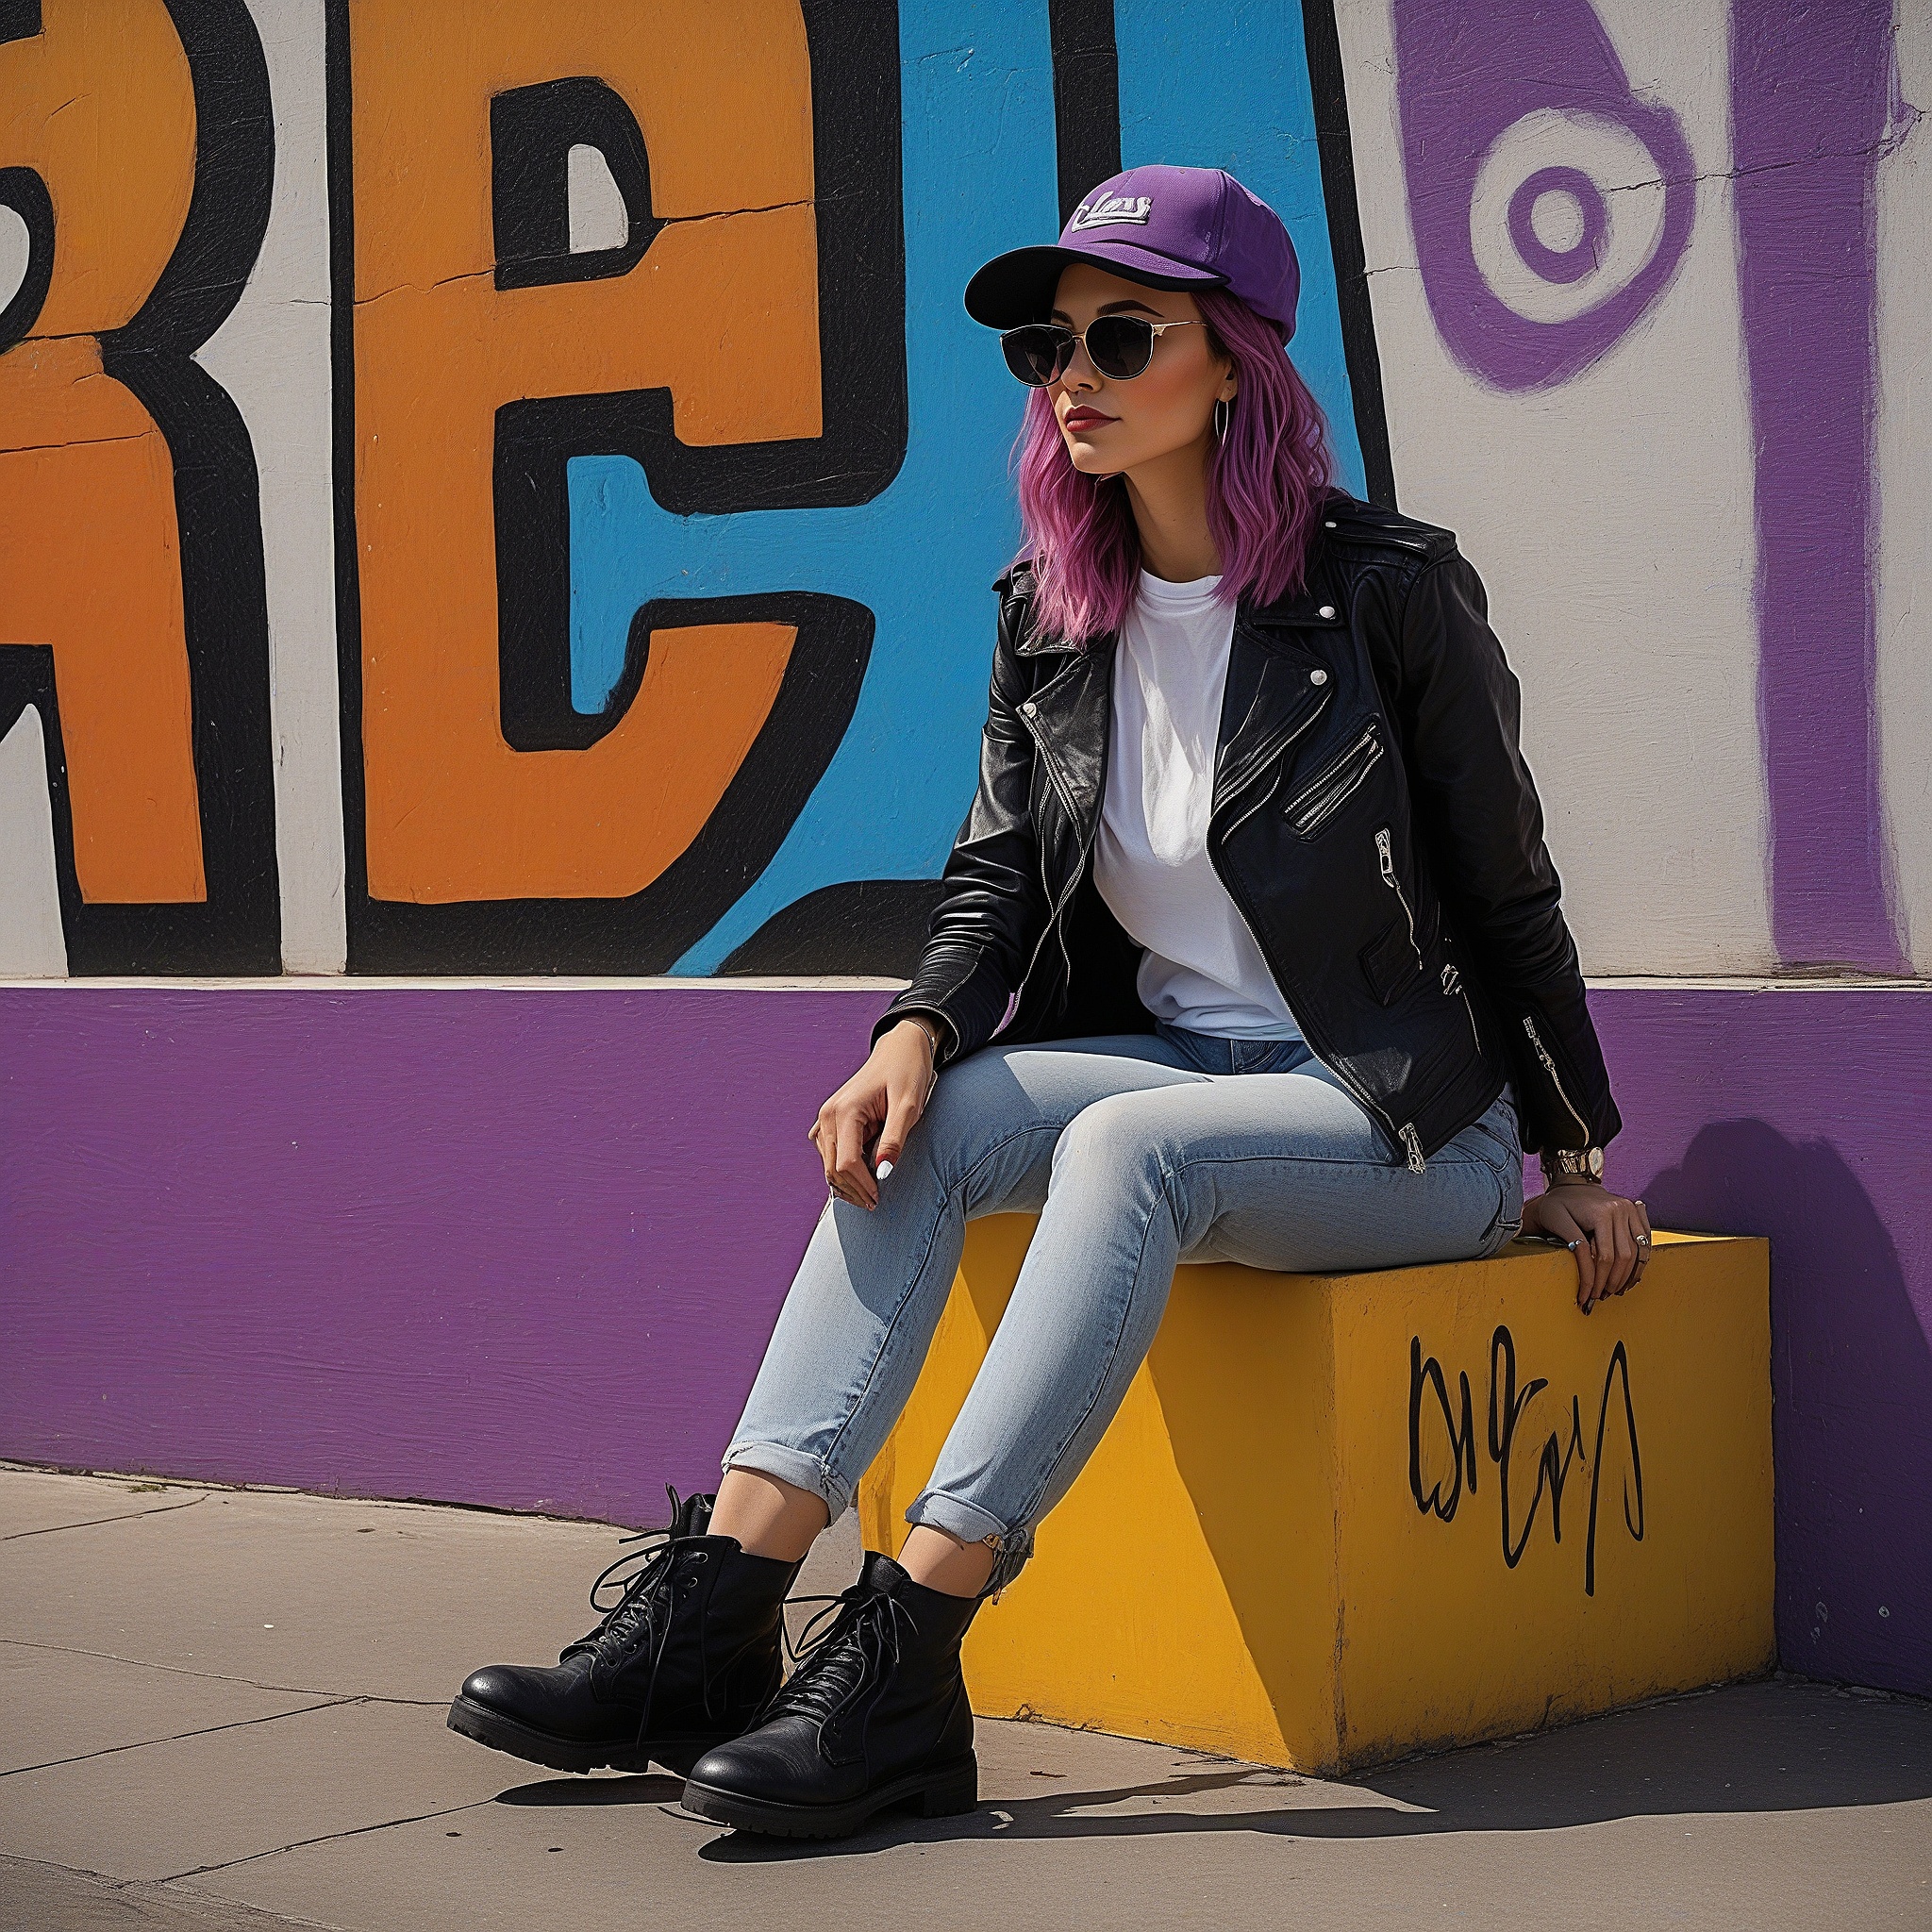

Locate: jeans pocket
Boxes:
[1480,1203,1524,1259]
[1466,1091,1522,1167]
[1479,1143,1524,1257]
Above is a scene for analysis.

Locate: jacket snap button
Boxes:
[1310,669,1328,686]
[1318,605,1337,619]
[1022,701,1036,714]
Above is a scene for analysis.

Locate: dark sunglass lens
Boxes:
[1002,326,1070,386]
[1087,315,1157,379]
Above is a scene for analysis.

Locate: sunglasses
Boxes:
[1000,315,1208,386]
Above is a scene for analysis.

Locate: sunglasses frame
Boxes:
[999,315,1209,387]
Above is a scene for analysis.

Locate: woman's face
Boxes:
[1045,262,1236,476]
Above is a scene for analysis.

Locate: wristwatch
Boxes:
[1541,1144,1606,1185]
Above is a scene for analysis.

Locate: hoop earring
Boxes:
[1212,396,1230,441]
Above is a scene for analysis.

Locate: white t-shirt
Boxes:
[1092,570,1304,1040]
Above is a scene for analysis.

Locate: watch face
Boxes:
[1548,1148,1602,1179]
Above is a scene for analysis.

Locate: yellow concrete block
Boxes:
[859,1222,1774,1774]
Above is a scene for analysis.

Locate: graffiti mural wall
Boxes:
[0,0,281,974]
[3,0,1928,1693]
[1341,0,1929,977]
[1,0,1378,975]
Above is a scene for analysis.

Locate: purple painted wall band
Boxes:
[1731,0,1905,971]
[3,984,1927,1695]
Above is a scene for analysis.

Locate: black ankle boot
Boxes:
[680,1551,983,1838]
[447,1488,801,1777]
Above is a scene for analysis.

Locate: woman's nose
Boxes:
[1060,342,1102,391]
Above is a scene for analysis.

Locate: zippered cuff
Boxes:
[1518,1008,1614,1150]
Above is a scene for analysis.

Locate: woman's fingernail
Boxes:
[876,1160,893,1181]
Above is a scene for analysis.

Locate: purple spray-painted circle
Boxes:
[1507,165,1608,284]
[1394,0,1697,390]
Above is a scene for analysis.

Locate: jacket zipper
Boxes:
[1201,675,1391,1138]
[1522,1013,1590,1141]
[1282,723,1383,837]
[1216,707,1425,1173]
[1374,826,1424,972]
[1006,755,1104,1027]
[1028,641,1427,1175]
[1010,841,1090,1027]
[1441,962,1481,1052]
[1208,839,1426,1174]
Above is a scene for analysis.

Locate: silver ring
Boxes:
[1636,1233,1652,1246]
[1566,1240,1581,1251]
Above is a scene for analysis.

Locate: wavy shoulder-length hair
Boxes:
[1011,287,1336,644]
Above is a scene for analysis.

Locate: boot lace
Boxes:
[559,1485,696,1666]
[756,1582,914,1733]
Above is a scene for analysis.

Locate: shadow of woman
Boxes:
[1634,1119,1930,1692]
[689,1678,1932,1861]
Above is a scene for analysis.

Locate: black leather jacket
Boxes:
[871,489,1622,1171]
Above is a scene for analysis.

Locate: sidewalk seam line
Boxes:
[0,1697,359,1779]
[154,1795,503,1885]
[0,1853,335,1931]
[3,1494,211,1541]
[0,1638,443,1706]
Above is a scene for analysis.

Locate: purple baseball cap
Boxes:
[964,164,1300,341]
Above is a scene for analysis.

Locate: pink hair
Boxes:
[1011,287,1338,644]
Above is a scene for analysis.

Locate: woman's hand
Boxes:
[1521,1183,1653,1313]
[808,1020,940,1211]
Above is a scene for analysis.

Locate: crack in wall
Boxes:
[350,195,817,308]
[0,429,159,459]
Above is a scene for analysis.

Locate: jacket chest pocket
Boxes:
[1281,718,1384,838]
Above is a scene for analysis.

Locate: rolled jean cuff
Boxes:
[720,1441,853,1526]
[905,1488,1035,1595]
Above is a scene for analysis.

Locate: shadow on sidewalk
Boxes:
[491,1678,1932,1862]
[497,1773,687,1807]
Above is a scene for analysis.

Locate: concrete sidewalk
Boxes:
[1,1465,1926,1931]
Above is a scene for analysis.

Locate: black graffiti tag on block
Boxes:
[1409,1324,1645,1596]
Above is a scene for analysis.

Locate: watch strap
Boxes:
[1541,1144,1606,1183]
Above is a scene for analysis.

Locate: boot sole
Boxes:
[445,1695,720,1778]
[680,1752,979,1839]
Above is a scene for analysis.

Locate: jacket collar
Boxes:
[1002,550,1348,657]
[1003,553,1349,835]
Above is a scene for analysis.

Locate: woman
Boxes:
[449,164,1651,1840]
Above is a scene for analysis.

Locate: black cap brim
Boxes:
[963,242,1225,329]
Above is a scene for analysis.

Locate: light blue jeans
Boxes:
[724,1020,1523,1588]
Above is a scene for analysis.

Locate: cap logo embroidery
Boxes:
[1067,192,1153,232]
